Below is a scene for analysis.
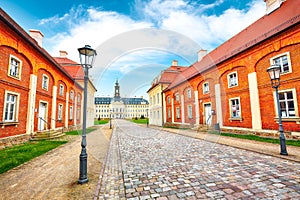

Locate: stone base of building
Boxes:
[0,134,31,150]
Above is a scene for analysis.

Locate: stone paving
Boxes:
[95,119,300,199]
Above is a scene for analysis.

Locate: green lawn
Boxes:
[64,128,97,135]
[131,118,148,124]
[94,119,109,125]
[210,131,300,147]
[0,140,67,174]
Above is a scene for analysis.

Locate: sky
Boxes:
[1,0,266,99]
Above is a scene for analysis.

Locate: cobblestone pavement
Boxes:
[95,119,300,199]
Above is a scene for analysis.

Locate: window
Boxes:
[203,82,209,94]
[228,72,238,88]
[188,105,193,119]
[59,84,64,96]
[42,75,49,90]
[175,93,180,102]
[271,52,292,74]
[70,90,74,100]
[70,106,73,120]
[167,96,171,104]
[278,90,296,118]
[176,107,180,119]
[4,92,19,122]
[77,108,80,120]
[230,98,241,118]
[8,55,22,79]
[77,94,81,103]
[168,108,171,118]
[187,89,192,99]
[157,93,160,104]
[58,104,63,120]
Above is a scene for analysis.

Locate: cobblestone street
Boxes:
[95,119,300,199]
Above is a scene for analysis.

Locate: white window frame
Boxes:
[270,52,292,75]
[228,72,238,88]
[58,104,63,121]
[168,108,171,118]
[203,82,209,94]
[176,107,180,119]
[42,74,49,90]
[274,88,298,118]
[59,84,64,96]
[77,94,81,103]
[167,96,171,104]
[70,90,74,100]
[8,55,22,80]
[188,105,193,119]
[3,91,20,122]
[187,89,192,99]
[175,93,180,102]
[70,106,73,120]
[229,97,241,119]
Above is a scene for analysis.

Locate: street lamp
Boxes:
[110,109,112,129]
[78,45,97,184]
[267,64,288,155]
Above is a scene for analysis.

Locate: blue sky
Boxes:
[1,0,266,99]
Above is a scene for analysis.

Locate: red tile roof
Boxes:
[166,0,300,90]
[54,57,84,80]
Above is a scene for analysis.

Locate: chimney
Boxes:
[59,50,68,58]
[29,30,44,47]
[172,60,178,66]
[198,49,207,62]
[264,0,285,15]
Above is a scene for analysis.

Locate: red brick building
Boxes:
[0,8,83,142]
[164,0,300,135]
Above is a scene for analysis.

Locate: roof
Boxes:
[166,0,300,90]
[95,97,112,104]
[54,57,84,79]
[95,97,149,105]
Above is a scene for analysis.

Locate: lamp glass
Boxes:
[78,45,97,67]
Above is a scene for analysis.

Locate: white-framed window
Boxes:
[188,105,193,119]
[59,84,64,96]
[8,55,22,79]
[70,90,74,100]
[187,89,192,99]
[3,91,19,122]
[42,75,49,90]
[229,97,241,118]
[58,104,63,120]
[271,52,292,74]
[167,96,171,104]
[77,108,80,120]
[277,89,298,118]
[203,82,209,94]
[157,93,160,104]
[228,72,238,88]
[70,106,73,120]
[77,94,81,103]
[175,93,180,102]
[176,107,180,119]
[168,108,171,118]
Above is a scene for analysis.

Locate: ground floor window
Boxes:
[168,108,171,118]
[188,105,193,119]
[230,98,240,118]
[4,92,19,122]
[278,90,296,118]
[176,107,180,119]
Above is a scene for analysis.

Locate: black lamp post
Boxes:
[266,64,288,155]
[110,109,112,129]
[78,45,97,184]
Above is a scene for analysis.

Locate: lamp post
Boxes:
[78,45,97,184]
[266,64,288,155]
[110,109,112,129]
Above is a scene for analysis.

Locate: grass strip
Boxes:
[65,128,97,135]
[211,132,300,147]
[0,140,67,174]
[94,119,109,125]
[131,119,148,124]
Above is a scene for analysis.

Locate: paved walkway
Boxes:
[0,125,110,200]
[95,119,300,199]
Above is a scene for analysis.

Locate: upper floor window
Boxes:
[157,93,160,104]
[203,82,209,94]
[175,93,180,102]
[58,104,63,120]
[167,96,171,104]
[59,84,64,96]
[228,72,238,88]
[230,98,241,119]
[4,92,19,122]
[70,90,74,100]
[187,89,192,99]
[77,94,81,103]
[8,55,22,79]
[271,52,292,74]
[278,90,297,118]
[42,75,49,90]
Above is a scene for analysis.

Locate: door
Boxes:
[38,102,47,131]
[204,103,212,125]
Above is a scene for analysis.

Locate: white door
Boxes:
[204,104,212,125]
[38,102,46,131]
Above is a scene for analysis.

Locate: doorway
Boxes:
[38,102,47,131]
[204,103,212,125]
